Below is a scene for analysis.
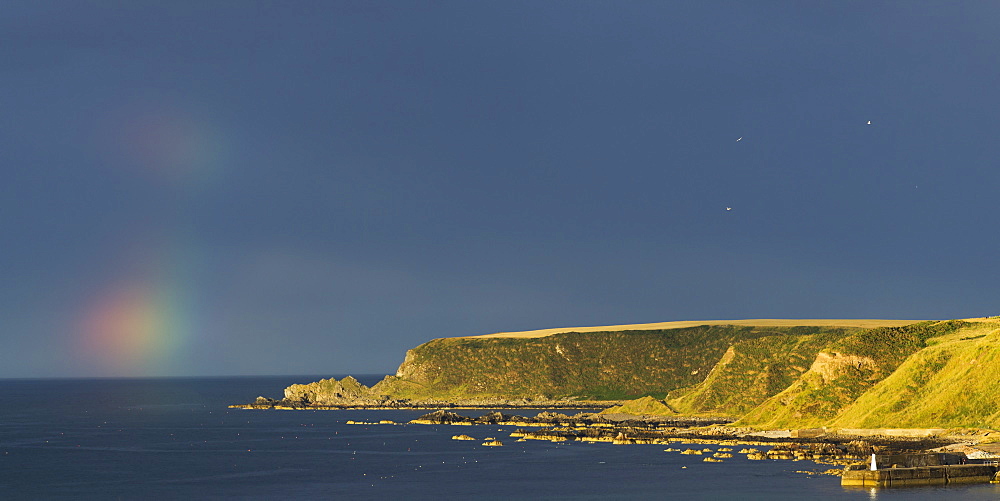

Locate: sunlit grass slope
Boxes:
[831,320,1000,429]
[667,329,850,417]
[601,395,677,415]
[734,321,967,428]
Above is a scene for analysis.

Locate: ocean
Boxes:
[1,376,997,500]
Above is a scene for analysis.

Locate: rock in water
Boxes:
[411,410,468,425]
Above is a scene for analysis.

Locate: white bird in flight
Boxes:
[725,207,732,211]
[736,137,742,142]
[867,120,871,125]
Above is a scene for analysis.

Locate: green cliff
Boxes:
[265,317,1000,431]
[373,325,857,401]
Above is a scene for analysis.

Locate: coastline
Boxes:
[231,316,1000,472]
[229,399,1000,461]
[228,402,620,411]
[403,409,1000,470]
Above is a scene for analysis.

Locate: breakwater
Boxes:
[842,464,999,487]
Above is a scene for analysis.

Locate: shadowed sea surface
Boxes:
[1,376,998,500]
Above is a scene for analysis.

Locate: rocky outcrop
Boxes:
[809,352,878,383]
[283,376,389,406]
[232,377,619,410]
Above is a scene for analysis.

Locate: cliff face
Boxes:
[372,325,855,401]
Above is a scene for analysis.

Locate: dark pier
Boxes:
[842,454,999,487]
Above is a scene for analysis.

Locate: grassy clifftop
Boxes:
[473,319,919,338]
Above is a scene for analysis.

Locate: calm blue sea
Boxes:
[1,376,997,500]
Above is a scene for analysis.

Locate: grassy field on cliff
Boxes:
[474,319,921,339]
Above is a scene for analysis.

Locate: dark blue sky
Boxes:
[3,1,999,377]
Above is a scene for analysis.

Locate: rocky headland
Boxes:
[231,376,622,410]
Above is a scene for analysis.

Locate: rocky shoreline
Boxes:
[406,410,977,467]
[229,395,624,411]
[230,394,998,461]
[229,374,1000,466]
[409,409,732,428]
[229,375,629,411]
[230,393,1000,472]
